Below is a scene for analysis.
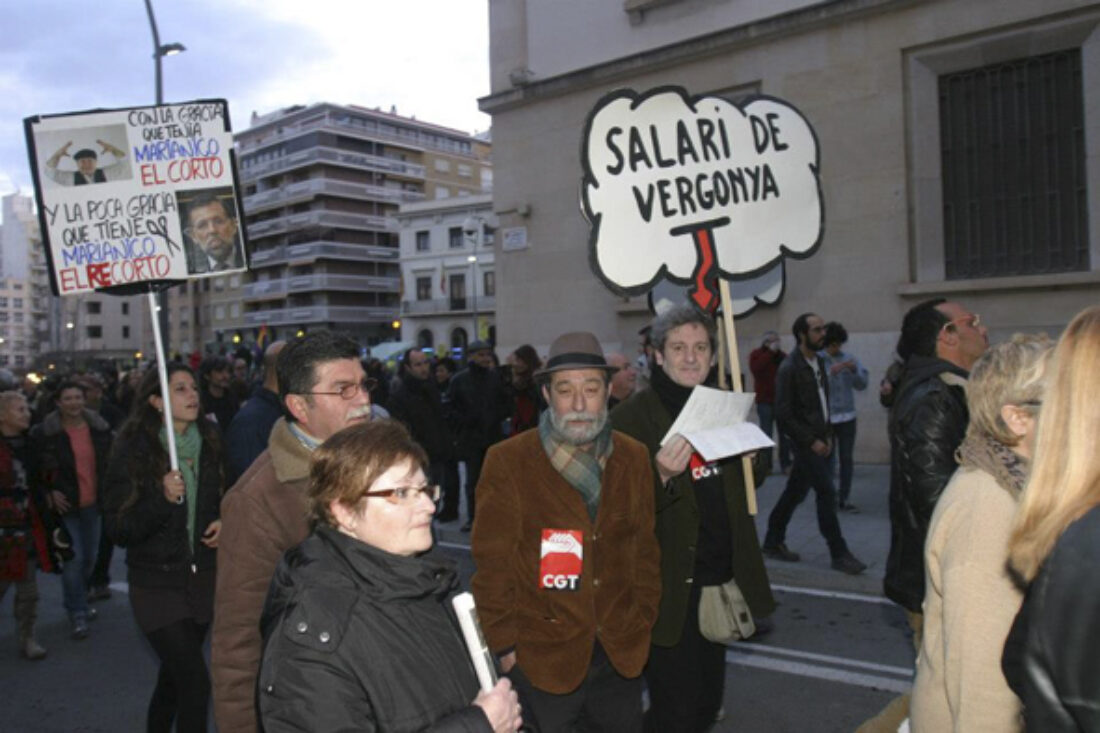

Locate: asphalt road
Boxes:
[2,464,913,732]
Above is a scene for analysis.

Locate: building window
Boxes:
[417,329,434,348]
[448,227,464,249]
[12,298,22,308]
[940,49,1087,279]
[0,355,7,366]
[13,313,21,324]
[86,301,101,314]
[483,271,495,297]
[436,187,451,199]
[13,355,23,368]
[416,276,432,301]
[122,302,129,315]
[457,164,472,178]
[0,298,6,308]
[416,231,431,252]
[86,325,102,339]
[449,274,466,310]
[434,159,451,172]
[122,326,130,339]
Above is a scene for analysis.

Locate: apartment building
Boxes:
[168,102,493,353]
[397,193,496,355]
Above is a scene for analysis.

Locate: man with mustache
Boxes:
[212,330,372,732]
[472,332,661,732]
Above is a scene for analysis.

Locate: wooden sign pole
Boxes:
[717,279,758,515]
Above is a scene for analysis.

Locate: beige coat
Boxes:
[910,466,1024,732]
[210,418,313,733]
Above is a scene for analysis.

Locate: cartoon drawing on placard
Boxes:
[580,86,823,316]
[178,188,245,274]
[37,124,133,188]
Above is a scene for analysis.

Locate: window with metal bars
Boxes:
[939,49,1088,279]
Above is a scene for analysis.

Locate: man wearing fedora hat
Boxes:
[472,332,661,732]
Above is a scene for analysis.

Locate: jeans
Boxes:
[764,447,849,559]
[830,419,857,504]
[756,403,792,470]
[60,505,100,619]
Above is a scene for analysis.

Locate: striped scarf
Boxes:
[538,409,613,520]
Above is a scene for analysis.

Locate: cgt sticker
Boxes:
[540,529,583,591]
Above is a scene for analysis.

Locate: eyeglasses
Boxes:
[941,313,982,333]
[363,484,441,505]
[302,377,378,401]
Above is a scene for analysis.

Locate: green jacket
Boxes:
[610,388,776,647]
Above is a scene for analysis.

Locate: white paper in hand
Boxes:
[660,386,775,461]
[452,592,498,692]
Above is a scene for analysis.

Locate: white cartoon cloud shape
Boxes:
[582,87,823,301]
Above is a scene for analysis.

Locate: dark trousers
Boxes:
[439,459,461,519]
[89,526,114,589]
[145,618,211,733]
[509,643,643,733]
[830,419,857,504]
[464,449,486,521]
[764,447,849,559]
[644,583,726,733]
[756,403,792,470]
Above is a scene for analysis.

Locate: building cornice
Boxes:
[479,0,922,114]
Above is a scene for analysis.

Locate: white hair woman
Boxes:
[258,419,521,733]
[1002,306,1100,730]
[910,334,1051,732]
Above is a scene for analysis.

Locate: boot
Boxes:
[19,636,47,660]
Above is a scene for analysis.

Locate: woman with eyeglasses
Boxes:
[102,363,226,732]
[909,334,1051,732]
[258,419,522,733]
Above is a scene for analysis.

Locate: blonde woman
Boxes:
[1003,305,1100,731]
[910,335,1051,732]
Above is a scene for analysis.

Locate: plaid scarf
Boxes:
[538,409,613,520]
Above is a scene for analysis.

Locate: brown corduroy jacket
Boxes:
[211,418,312,733]
[471,428,661,695]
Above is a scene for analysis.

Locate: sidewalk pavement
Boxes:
[435,462,894,598]
[753,462,891,596]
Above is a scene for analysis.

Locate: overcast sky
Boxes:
[2,0,491,198]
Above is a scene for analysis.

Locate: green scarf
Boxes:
[161,422,202,552]
[538,409,613,521]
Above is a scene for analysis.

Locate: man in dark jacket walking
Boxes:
[885,299,987,625]
[763,313,866,574]
[388,348,456,521]
[448,340,508,531]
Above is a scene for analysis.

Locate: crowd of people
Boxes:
[1,299,1098,732]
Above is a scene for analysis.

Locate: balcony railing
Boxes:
[243,273,400,299]
[246,210,395,239]
[243,304,397,327]
[401,296,497,315]
[249,241,401,270]
[239,146,426,182]
[242,179,424,213]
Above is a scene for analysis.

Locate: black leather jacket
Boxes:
[1003,504,1100,731]
[884,356,969,612]
[775,349,830,451]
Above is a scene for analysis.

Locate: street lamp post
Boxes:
[462,215,483,342]
[144,0,185,357]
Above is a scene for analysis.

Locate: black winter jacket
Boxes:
[258,526,491,733]
[1003,504,1100,731]
[775,349,830,451]
[447,362,507,459]
[102,428,225,587]
[885,356,969,612]
[388,372,454,461]
[29,409,113,510]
